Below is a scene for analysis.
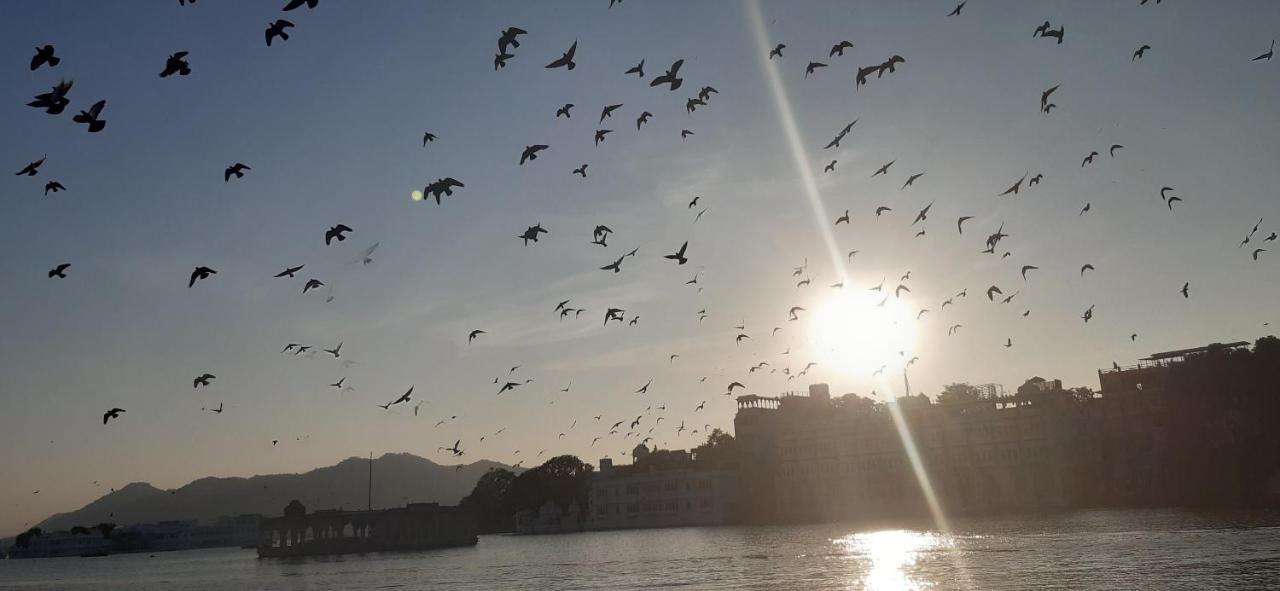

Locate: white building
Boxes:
[588,444,736,530]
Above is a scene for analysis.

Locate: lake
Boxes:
[3,509,1279,590]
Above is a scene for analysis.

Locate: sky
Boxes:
[1,0,1277,536]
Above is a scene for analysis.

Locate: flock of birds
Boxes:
[8,0,1279,518]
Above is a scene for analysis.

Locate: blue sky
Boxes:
[1,0,1277,535]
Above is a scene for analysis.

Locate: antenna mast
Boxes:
[367,452,373,511]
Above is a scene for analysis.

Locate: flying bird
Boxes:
[625,59,645,77]
[556,104,574,118]
[902,172,925,189]
[1040,84,1060,113]
[325,224,353,245]
[829,40,854,57]
[282,0,318,10]
[421,177,465,204]
[1021,265,1038,280]
[1253,40,1274,62]
[519,223,548,245]
[573,164,588,178]
[189,266,216,288]
[15,156,46,177]
[664,241,691,265]
[1082,152,1098,167]
[28,80,72,114]
[650,59,684,90]
[193,373,215,388]
[947,2,966,16]
[805,62,827,78]
[497,27,526,54]
[636,111,652,129]
[545,41,578,70]
[769,44,785,59]
[44,181,65,195]
[30,45,60,70]
[159,51,192,77]
[594,129,612,145]
[1133,44,1151,61]
[265,19,294,46]
[1081,264,1095,276]
[824,160,837,173]
[302,278,324,293]
[872,160,895,177]
[48,263,70,279]
[520,144,549,164]
[103,408,125,425]
[835,210,850,225]
[224,163,250,182]
[599,103,623,123]
[957,216,973,234]
[72,100,107,132]
[1110,144,1124,157]
[1180,282,1189,299]
[1000,172,1029,196]
[468,329,485,343]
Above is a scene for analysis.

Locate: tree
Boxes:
[691,429,739,467]
[460,468,517,533]
[937,383,983,405]
[503,455,594,517]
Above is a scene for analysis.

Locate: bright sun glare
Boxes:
[810,288,918,376]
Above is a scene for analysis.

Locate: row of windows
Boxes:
[779,446,1051,477]
[595,498,716,515]
[594,478,713,497]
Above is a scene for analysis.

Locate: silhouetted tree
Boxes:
[937,383,983,404]
[691,429,738,467]
[500,455,594,518]
[460,468,517,533]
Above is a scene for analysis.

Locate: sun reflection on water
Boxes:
[834,530,951,590]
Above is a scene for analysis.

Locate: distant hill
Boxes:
[26,453,517,535]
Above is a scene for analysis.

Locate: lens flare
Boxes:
[410,189,424,202]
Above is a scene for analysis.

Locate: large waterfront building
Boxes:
[588,444,737,530]
[731,340,1271,524]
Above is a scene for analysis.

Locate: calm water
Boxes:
[4,509,1280,590]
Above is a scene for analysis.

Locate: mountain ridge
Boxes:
[19,453,516,538]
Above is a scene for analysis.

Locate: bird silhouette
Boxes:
[1040,84,1060,113]
[1000,172,1029,196]
[30,45,59,70]
[103,408,125,425]
[421,177,465,204]
[44,181,65,196]
[545,41,577,70]
[1110,144,1124,157]
[650,59,685,90]
[193,373,215,388]
[824,160,837,173]
[468,329,485,343]
[72,100,107,132]
[835,210,850,225]
[302,278,324,293]
[1082,151,1098,167]
[947,2,966,16]
[265,20,294,46]
[1133,44,1151,61]
[48,263,70,279]
[625,59,645,77]
[282,0,318,10]
[681,129,694,139]
[872,160,895,177]
[159,51,191,77]
[1253,40,1275,62]
[556,104,574,118]
[805,62,827,78]
[599,103,622,123]
[902,172,925,189]
[520,144,549,164]
[594,129,612,145]
[519,223,548,245]
[16,156,46,177]
[1081,264,1095,276]
[957,216,973,234]
[497,27,526,54]
[1180,282,1190,299]
[28,79,72,114]
[325,224,353,245]
[912,201,933,225]
[224,163,250,182]
[664,241,689,265]
[189,266,216,287]
[769,44,785,59]
[636,111,652,130]
[573,164,588,178]
[829,40,854,57]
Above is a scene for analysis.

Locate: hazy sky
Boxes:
[1,0,1277,536]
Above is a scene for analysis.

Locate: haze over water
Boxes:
[3,510,1279,590]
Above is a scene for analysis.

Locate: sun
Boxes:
[809,287,918,376]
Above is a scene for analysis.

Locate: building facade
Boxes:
[588,444,737,530]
